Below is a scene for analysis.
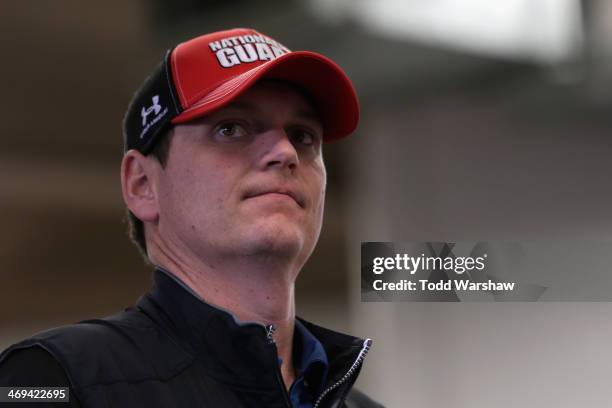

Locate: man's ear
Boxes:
[121,150,160,223]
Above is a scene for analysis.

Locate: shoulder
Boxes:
[1,309,154,370]
[0,345,70,386]
[0,309,192,389]
[0,346,82,407]
[345,388,386,408]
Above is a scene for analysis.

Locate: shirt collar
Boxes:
[293,319,328,393]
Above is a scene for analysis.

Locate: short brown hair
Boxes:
[126,127,173,258]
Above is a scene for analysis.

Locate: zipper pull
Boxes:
[265,324,276,344]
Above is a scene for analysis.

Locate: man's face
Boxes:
[152,80,326,273]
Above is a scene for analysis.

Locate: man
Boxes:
[0,28,382,408]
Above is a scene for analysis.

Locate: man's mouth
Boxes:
[243,188,305,208]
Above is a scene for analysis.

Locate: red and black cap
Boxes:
[123,28,360,154]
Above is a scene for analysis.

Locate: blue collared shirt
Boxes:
[288,320,329,408]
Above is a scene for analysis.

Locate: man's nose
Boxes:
[257,129,299,171]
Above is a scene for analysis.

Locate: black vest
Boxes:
[1,270,378,408]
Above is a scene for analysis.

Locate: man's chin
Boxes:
[241,220,308,257]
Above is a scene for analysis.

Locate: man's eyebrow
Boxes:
[220,101,256,112]
[295,109,322,123]
[221,101,322,124]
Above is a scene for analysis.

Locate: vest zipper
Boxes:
[265,324,292,408]
[312,338,373,408]
[266,324,276,343]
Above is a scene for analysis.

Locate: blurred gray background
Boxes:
[2,1,612,407]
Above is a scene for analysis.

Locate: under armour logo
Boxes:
[141,95,162,127]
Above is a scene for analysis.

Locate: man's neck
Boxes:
[149,242,299,389]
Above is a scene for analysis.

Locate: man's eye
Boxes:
[215,122,248,139]
[289,128,318,146]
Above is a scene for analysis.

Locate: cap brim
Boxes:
[171,51,359,142]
